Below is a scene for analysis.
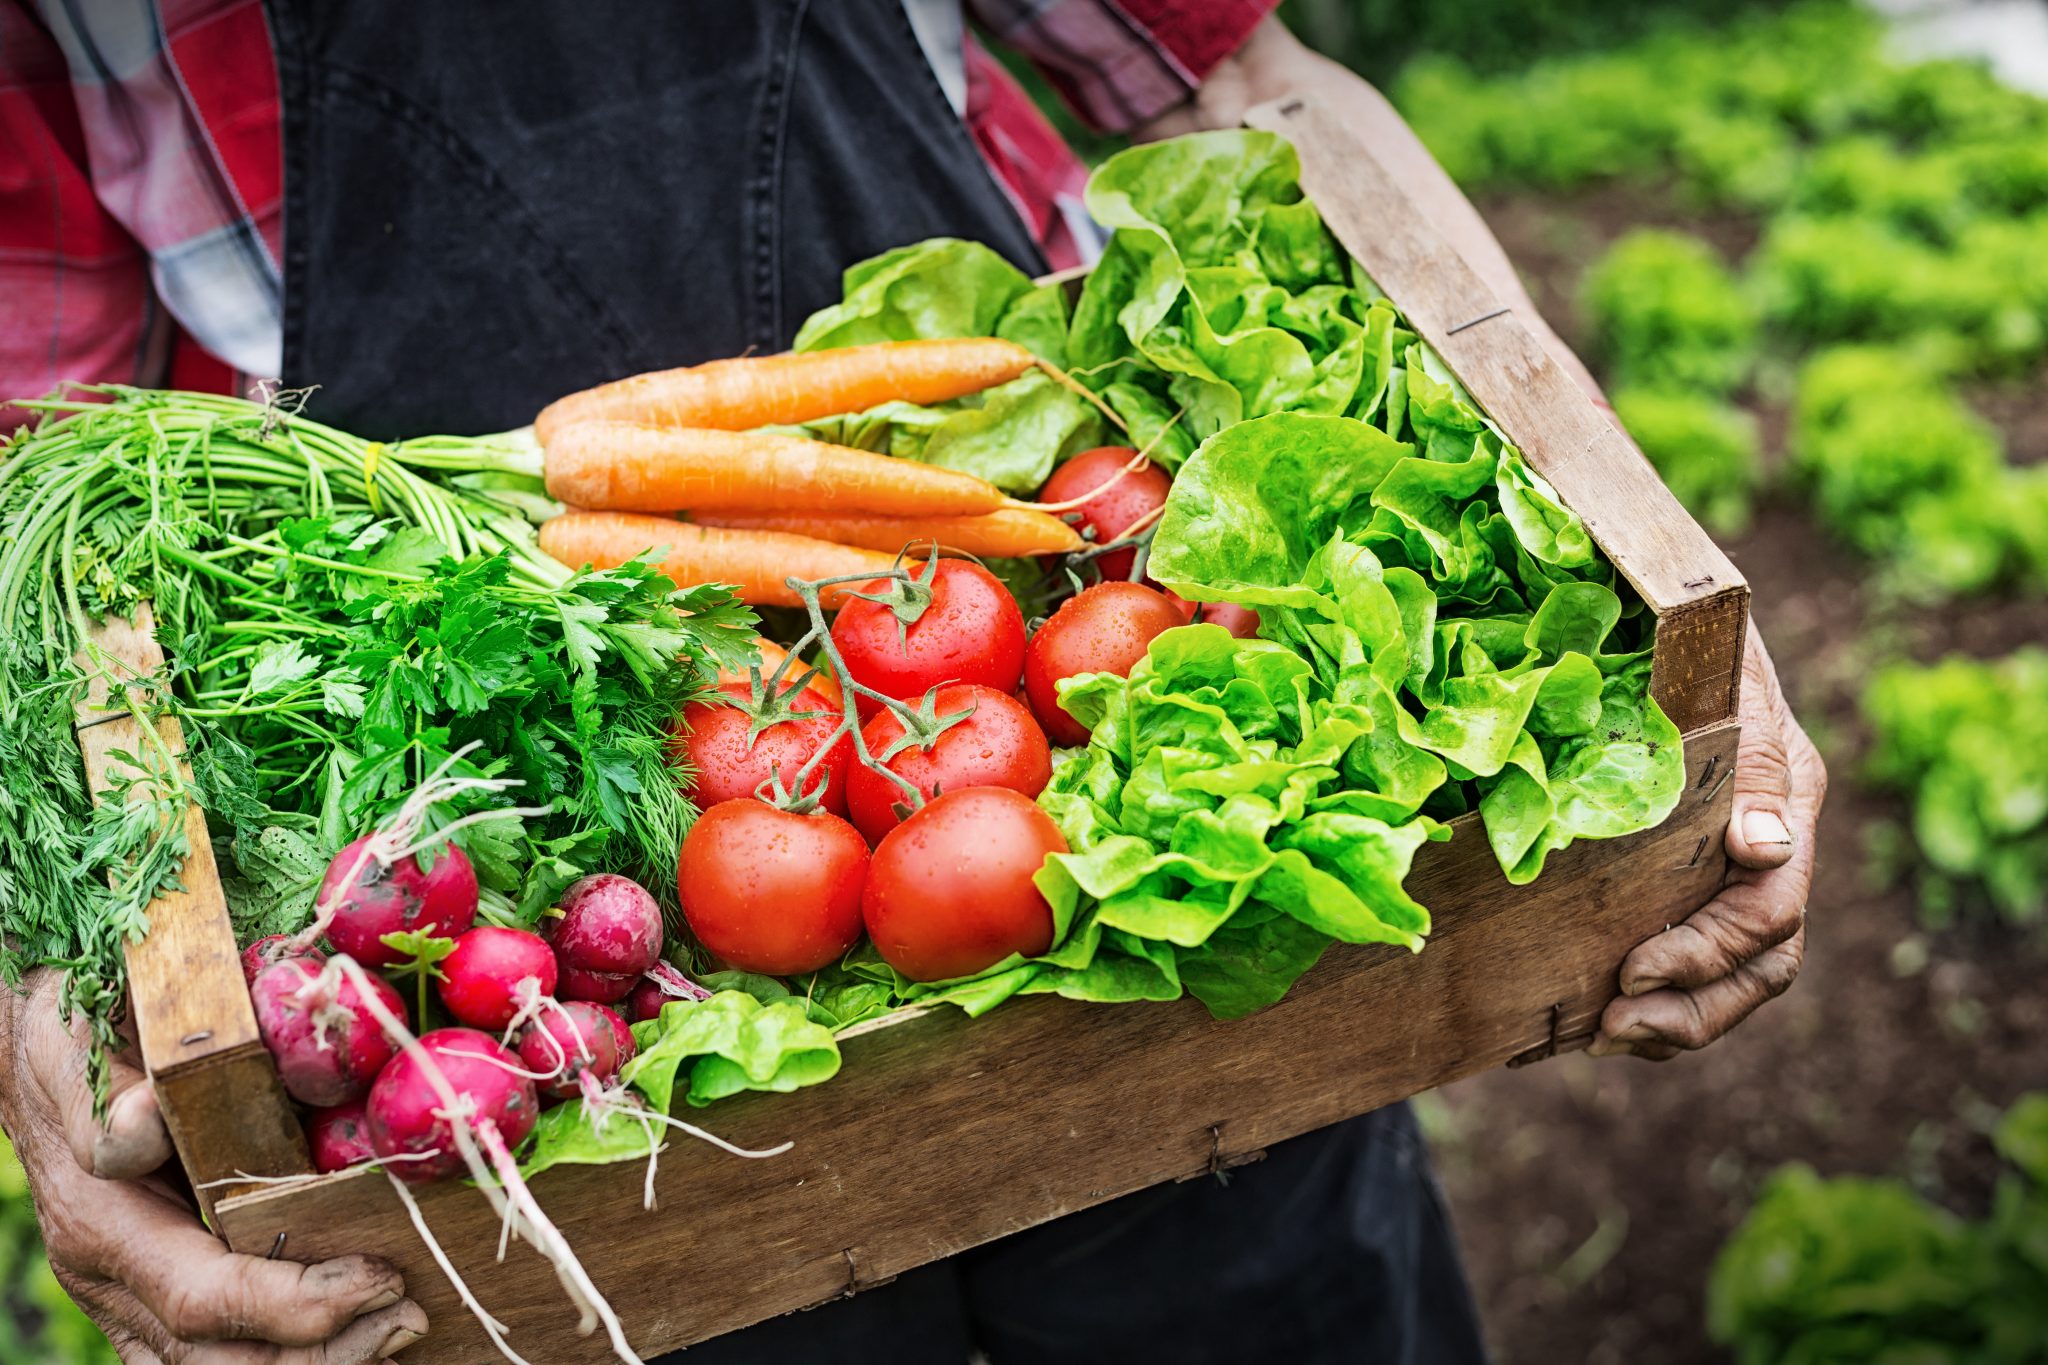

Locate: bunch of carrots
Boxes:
[533,339,1103,607]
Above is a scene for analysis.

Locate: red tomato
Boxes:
[862,788,1067,982]
[831,559,1026,720]
[845,684,1053,844]
[672,682,852,813]
[1037,447,1172,583]
[678,800,868,976]
[1024,581,1188,747]
[1199,601,1262,639]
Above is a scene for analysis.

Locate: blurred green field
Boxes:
[1,1132,119,1363]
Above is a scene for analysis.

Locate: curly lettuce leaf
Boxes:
[518,990,839,1180]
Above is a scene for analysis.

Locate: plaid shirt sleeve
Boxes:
[967,0,1279,133]
[1,0,281,428]
[1,1,154,427]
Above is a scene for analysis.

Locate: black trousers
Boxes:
[658,1104,1490,1365]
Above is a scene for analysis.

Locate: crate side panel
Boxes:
[77,711,312,1206]
[219,722,1739,1363]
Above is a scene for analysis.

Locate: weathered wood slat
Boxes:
[215,721,1739,1362]
[1243,95,1750,733]
[76,609,312,1217]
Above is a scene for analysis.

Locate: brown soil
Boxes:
[1426,197,2048,1365]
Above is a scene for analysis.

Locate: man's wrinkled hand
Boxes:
[0,968,427,1361]
[1590,622,1826,1060]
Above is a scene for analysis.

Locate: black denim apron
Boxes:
[265,0,1046,435]
[262,6,1490,1360]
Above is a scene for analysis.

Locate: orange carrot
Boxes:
[534,339,1039,446]
[717,636,844,709]
[695,507,1084,558]
[539,511,896,608]
[543,421,1008,518]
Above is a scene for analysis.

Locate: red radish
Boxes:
[545,874,664,995]
[518,1002,624,1100]
[305,1099,375,1174]
[679,800,868,975]
[241,934,321,984]
[626,975,669,1024]
[845,684,1053,844]
[437,926,557,1031]
[366,1028,539,1184]
[557,964,639,1005]
[626,960,711,1022]
[315,834,479,969]
[1025,581,1188,747]
[251,958,408,1107]
[1037,446,1172,582]
[673,681,853,813]
[596,1003,637,1065]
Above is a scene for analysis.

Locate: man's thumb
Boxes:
[1727,627,1798,872]
[43,1014,173,1180]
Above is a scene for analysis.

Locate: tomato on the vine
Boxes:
[862,787,1067,982]
[1024,581,1188,747]
[671,682,852,814]
[1037,447,1172,583]
[1197,601,1261,638]
[845,684,1052,844]
[678,800,868,975]
[831,559,1026,719]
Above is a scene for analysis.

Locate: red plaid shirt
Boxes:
[1,0,1274,428]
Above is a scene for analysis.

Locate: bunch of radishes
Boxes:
[246,829,689,1181]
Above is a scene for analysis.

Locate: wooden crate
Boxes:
[82,95,1747,1363]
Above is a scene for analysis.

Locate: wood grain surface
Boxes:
[75,613,312,1218]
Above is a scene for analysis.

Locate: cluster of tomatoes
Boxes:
[672,447,1256,986]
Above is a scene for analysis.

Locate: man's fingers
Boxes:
[62,1275,422,1364]
[84,1177,404,1347]
[25,994,173,1181]
[1620,858,1809,994]
[1593,928,1805,1058]
[163,1301,427,1363]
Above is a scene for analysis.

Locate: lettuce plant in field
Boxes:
[1862,649,2048,928]
[1709,1093,2048,1362]
[1610,388,1761,537]
[1581,230,1756,397]
[1790,346,2040,599]
[1752,214,2048,368]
